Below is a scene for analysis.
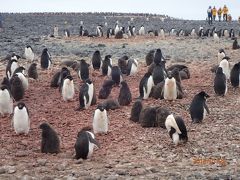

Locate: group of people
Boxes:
[207,5,229,25]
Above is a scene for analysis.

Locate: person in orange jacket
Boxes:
[217,8,222,21]
[212,6,217,21]
[223,5,228,21]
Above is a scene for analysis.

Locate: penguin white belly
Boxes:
[87,142,94,158]
[203,107,207,120]
[224,80,228,95]
[219,60,230,79]
[0,91,13,115]
[213,34,219,42]
[107,66,112,78]
[13,108,29,134]
[86,84,94,108]
[164,82,177,100]
[25,48,34,61]
[78,69,82,80]
[130,61,138,76]
[160,30,165,38]
[93,111,108,133]
[11,62,19,77]
[143,76,153,99]
[47,59,51,69]
[62,81,75,101]
[16,73,28,90]
[172,132,180,145]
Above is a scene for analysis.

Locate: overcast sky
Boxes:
[0,0,239,20]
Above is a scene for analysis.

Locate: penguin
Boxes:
[232,39,240,50]
[15,72,28,91]
[107,28,113,38]
[0,85,13,117]
[115,30,123,39]
[64,29,70,37]
[165,114,188,145]
[24,45,34,61]
[214,67,227,96]
[114,23,120,35]
[162,76,183,100]
[51,67,70,88]
[6,58,19,79]
[169,28,176,36]
[230,62,240,87]
[10,74,24,101]
[118,55,129,74]
[61,75,75,101]
[223,29,228,37]
[96,25,103,37]
[93,105,109,134]
[167,64,190,80]
[13,102,30,135]
[91,50,102,70]
[110,66,122,85]
[145,50,155,66]
[118,81,132,106]
[130,99,143,122]
[189,91,210,123]
[155,107,171,128]
[40,48,52,69]
[100,99,120,111]
[101,55,112,76]
[40,123,60,154]
[126,59,138,76]
[139,106,157,127]
[53,25,59,37]
[160,28,165,38]
[229,29,235,39]
[213,32,220,43]
[77,79,94,110]
[28,63,38,80]
[13,66,25,76]
[217,49,226,63]
[190,28,196,37]
[154,48,163,65]
[98,80,115,99]
[75,129,100,160]
[139,72,154,100]
[219,56,230,79]
[78,59,90,81]
[154,30,159,36]
[1,77,11,90]
[152,62,167,85]
[139,25,145,35]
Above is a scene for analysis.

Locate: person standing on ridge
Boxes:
[212,6,217,21]
[207,6,213,25]
[217,7,222,22]
[223,5,228,21]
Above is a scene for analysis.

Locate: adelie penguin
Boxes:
[230,62,240,87]
[162,75,183,100]
[118,55,129,74]
[91,50,102,70]
[10,74,24,101]
[98,80,115,99]
[74,128,100,160]
[93,105,109,134]
[40,123,60,154]
[64,29,70,37]
[13,102,30,135]
[6,58,19,79]
[14,71,29,91]
[152,61,167,85]
[165,114,188,145]
[189,91,210,123]
[126,59,138,76]
[101,55,112,76]
[214,67,227,96]
[28,63,38,80]
[219,56,230,80]
[110,66,123,85]
[139,72,154,100]
[61,75,75,101]
[145,50,155,66]
[40,48,52,70]
[118,81,132,106]
[154,48,164,65]
[232,38,240,50]
[99,99,120,111]
[217,49,226,63]
[130,99,143,122]
[0,85,13,117]
[24,45,34,61]
[77,79,95,110]
[50,67,70,88]
[167,64,190,80]
[78,59,90,81]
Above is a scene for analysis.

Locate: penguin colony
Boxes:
[1,19,240,163]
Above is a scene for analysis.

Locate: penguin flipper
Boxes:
[204,103,210,114]
[87,134,100,148]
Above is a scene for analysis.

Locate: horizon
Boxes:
[0,0,239,20]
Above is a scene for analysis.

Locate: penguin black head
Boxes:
[223,56,230,61]
[105,55,112,60]
[78,126,93,135]
[39,122,51,130]
[216,67,223,74]
[144,72,152,77]
[42,48,48,53]
[65,75,73,81]
[95,50,100,55]
[198,91,210,99]
[17,102,26,110]
[11,54,21,60]
[85,79,92,84]
[219,49,225,53]
[26,45,32,49]
[32,63,37,67]
[97,104,105,112]
[156,48,162,54]
[0,85,8,91]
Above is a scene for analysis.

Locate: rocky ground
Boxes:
[0,13,240,179]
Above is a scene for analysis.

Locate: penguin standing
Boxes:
[165,114,188,145]
[189,91,210,123]
[61,75,75,101]
[160,28,165,38]
[77,79,94,110]
[40,123,60,154]
[230,62,240,87]
[28,63,38,80]
[126,59,138,76]
[98,80,115,99]
[14,72,28,91]
[130,99,143,122]
[100,99,120,111]
[152,61,167,85]
[118,81,132,106]
[96,25,103,37]
[24,45,34,61]
[0,85,13,117]
[139,25,145,35]
[111,66,122,85]
[75,129,99,160]
[217,49,226,63]
[214,67,227,96]
[107,28,113,38]
[232,39,240,50]
[51,67,70,88]
[162,77,179,100]
[139,72,154,99]
[154,48,164,65]
[78,59,90,81]
[93,105,109,134]
[40,48,52,70]
[118,55,129,74]
[91,50,102,70]
[6,59,19,79]
[145,50,155,66]
[13,102,30,135]
[10,75,24,101]
[219,56,230,80]
[64,29,70,37]
[101,55,112,76]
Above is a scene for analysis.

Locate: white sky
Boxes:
[0,0,239,20]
